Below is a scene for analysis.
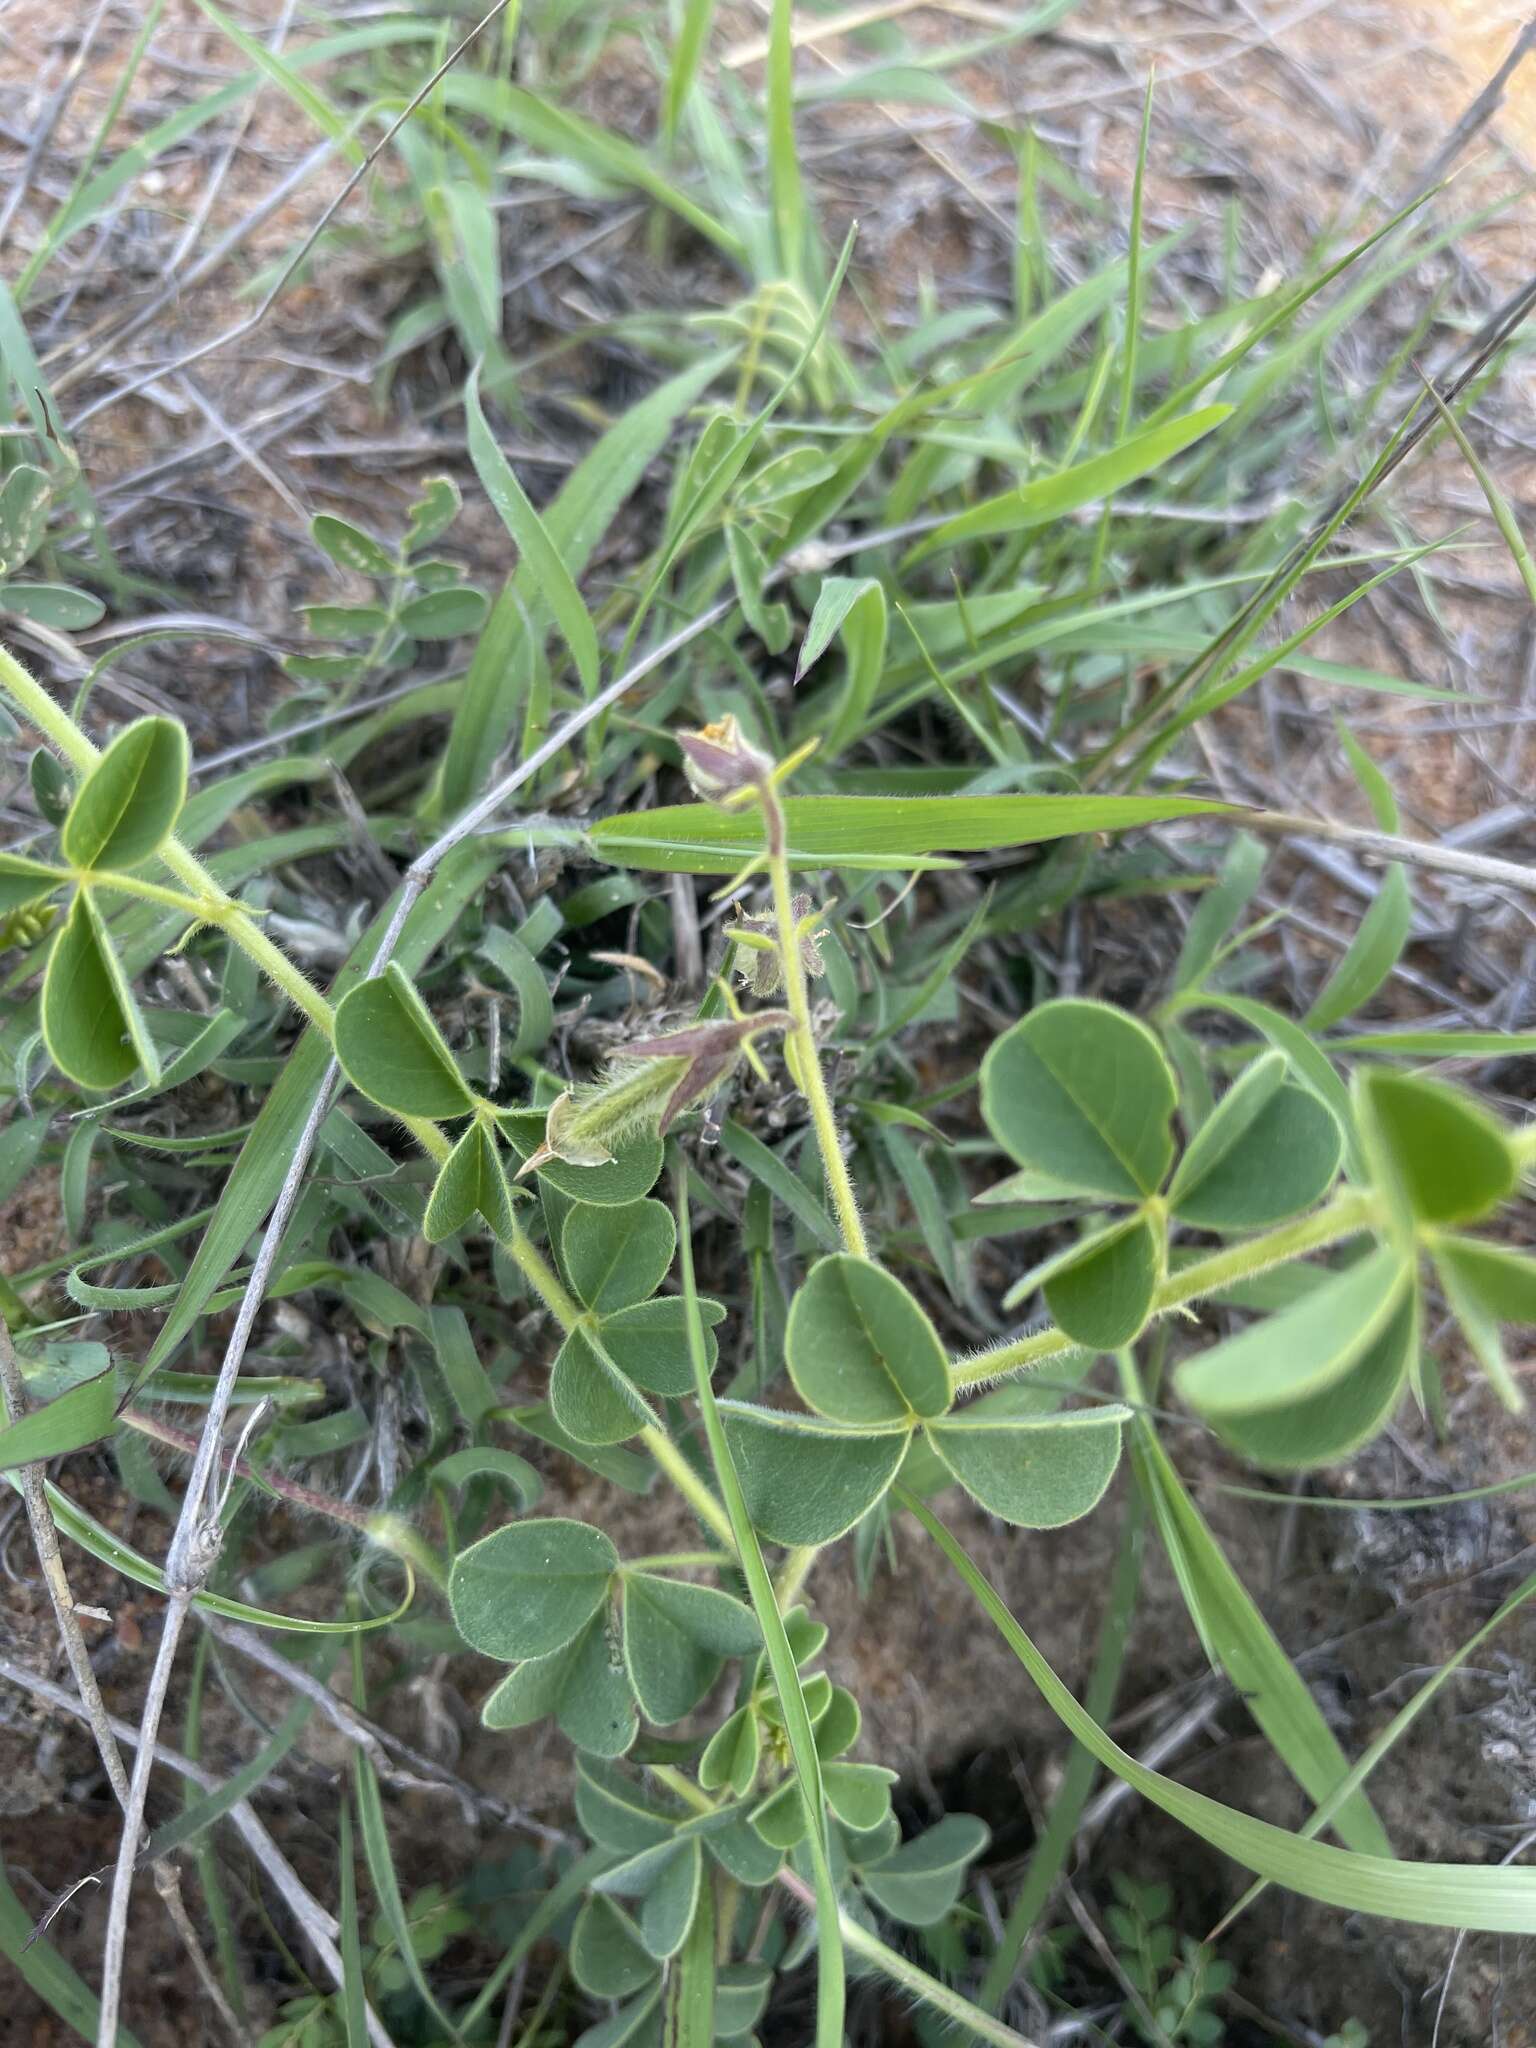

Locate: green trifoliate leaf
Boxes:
[1015,1211,1159,1351]
[1358,1068,1515,1230]
[0,850,67,913]
[1168,1053,1342,1230]
[1177,1244,1407,1429]
[923,1406,1128,1527]
[1202,1290,1418,1469]
[335,962,476,1119]
[597,1294,724,1395]
[714,1962,772,2041]
[639,1837,702,1960]
[551,1326,660,1446]
[60,716,187,871]
[423,1120,516,1242]
[42,889,158,1089]
[718,1401,910,1546]
[497,1109,664,1205]
[981,997,1177,1201]
[575,1758,678,1853]
[823,1761,897,1832]
[786,1253,952,1423]
[621,1573,760,1725]
[563,1198,676,1314]
[700,1705,762,1800]
[481,1614,637,1758]
[449,1517,617,1662]
[1433,1235,1536,1413]
[858,1814,990,1926]
[570,1896,658,2001]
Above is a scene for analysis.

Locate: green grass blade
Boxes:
[767,0,812,286]
[673,1167,845,2048]
[338,1801,368,2048]
[904,1489,1536,1931]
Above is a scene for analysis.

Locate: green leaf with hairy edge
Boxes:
[334,961,476,1119]
[815,1687,860,1761]
[713,1961,771,2042]
[597,1295,724,1396]
[423,1120,516,1242]
[563,1198,676,1315]
[0,1369,117,1472]
[398,585,488,640]
[786,1253,951,1424]
[1201,1284,1417,1467]
[910,405,1231,557]
[639,1837,702,1961]
[859,1814,990,1926]
[718,1401,910,1545]
[551,1326,660,1446]
[1358,1067,1515,1229]
[310,513,394,578]
[1036,1213,1160,1350]
[1180,1243,1405,1419]
[575,1758,678,1853]
[0,850,67,911]
[592,792,1236,873]
[571,1896,659,2001]
[43,889,158,1089]
[824,1762,897,1831]
[922,1407,1127,1527]
[700,1705,761,1800]
[708,1813,782,1886]
[1433,1235,1536,1413]
[795,576,887,755]
[909,1489,1536,1934]
[498,1110,665,1205]
[622,1573,760,1724]
[483,1614,638,1758]
[1128,1412,1394,1857]
[465,364,599,697]
[981,998,1176,1200]
[1168,1058,1343,1231]
[61,716,187,872]
[749,1779,806,1849]
[1305,863,1411,1031]
[449,1517,617,1661]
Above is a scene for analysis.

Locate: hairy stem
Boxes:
[762,786,867,1257]
[955,1187,1380,1388]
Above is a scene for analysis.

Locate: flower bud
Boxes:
[678,714,774,805]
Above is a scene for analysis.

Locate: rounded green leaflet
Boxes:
[398,584,490,639]
[310,511,396,579]
[42,889,155,1089]
[1427,1235,1533,1415]
[551,1326,659,1446]
[785,1253,952,1424]
[0,850,67,913]
[700,1705,761,1799]
[621,1573,760,1725]
[638,1837,702,1960]
[335,962,476,1119]
[563,1198,676,1314]
[597,1294,725,1395]
[823,1761,897,1831]
[922,1406,1127,1527]
[1037,1212,1160,1351]
[814,1686,860,1761]
[59,715,188,873]
[1203,1290,1417,1470]
[570,1896,658,2000]
[575,1757,678,1853]
[481,1613,638,1758]
[980,997,1177,1201]
[1177,1243,1409,1424]
[1169,1063,1342,1231]
[858,1813,990,1926]
[707,1812,783,1886]
[449,1516,617,1662]
[714,1962,772,2041]
[497,1109,664,1206]
[1358,1067,1515,1229]
[718,1401,911,1546]
[423,1120,515,1242]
